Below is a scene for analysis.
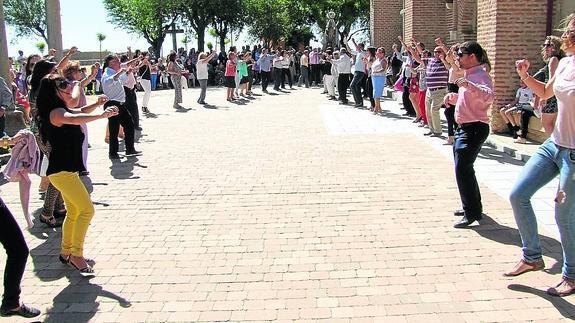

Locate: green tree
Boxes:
[103,0,180,58]
[178,0,213,52]
[96,33,106,63]
[304,0,369,47]
[35,41,46,54]
[244,0,313,48]
[211,0,245,53]
[4,0,48,43]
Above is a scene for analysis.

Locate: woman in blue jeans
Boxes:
[505,13,575,297]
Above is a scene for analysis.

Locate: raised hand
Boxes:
[515,59,530,77]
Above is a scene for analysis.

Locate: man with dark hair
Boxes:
[101,54,141,159]
[348,39,368,108]
[444,41,493,228]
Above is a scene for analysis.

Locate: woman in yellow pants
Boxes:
[35,74,118,275]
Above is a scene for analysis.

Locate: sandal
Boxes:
[142,107,149,113]
[547,276,575,297]
[0,303,41,318]
[68,257,95,277]
[60,254,95,266]
[39,213,58,228]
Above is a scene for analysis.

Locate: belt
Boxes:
[458,121,486,128]
[428,87,446,92]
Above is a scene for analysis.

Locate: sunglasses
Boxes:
[542,43,553,48]
[56,79,70,90]
[457,52,470,57]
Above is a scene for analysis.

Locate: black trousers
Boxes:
[402,84,415,116]
[520,109,535,139]
[365,76,375,108]
[453,122,489,219]
[0,197,29,311]
[350,71,366,106]
[124,87,139,129]
[338,73,351,103]
[310,64,321,85]
[105,100,135,156]
[273,68,282,90]
[261,71,270,91]
[281,69,292,88]
[445,83,459,137]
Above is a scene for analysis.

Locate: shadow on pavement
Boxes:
[203,104,228,110]
[109,157,142,180]
[43,276,131,323]
[472,215,563,275]
[507,284,575,319]
[477,146,525,166]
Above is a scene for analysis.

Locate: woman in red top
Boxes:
[225,52,237,101]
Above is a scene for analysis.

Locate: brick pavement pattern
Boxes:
[0,87,573,322]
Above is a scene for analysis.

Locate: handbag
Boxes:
[393,76,404,92]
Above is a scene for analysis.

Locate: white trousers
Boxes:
[140,79,151,108]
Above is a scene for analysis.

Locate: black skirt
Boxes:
[225,76,236,88]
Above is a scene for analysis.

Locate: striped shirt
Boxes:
[424,58,448,90]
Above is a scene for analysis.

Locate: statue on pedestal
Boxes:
[324,11,339,49]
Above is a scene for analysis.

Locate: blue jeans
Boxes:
[510,139,575,279]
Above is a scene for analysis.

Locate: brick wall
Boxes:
[404,0,447,49]
[457,0,477,42]
[477,0,547,134]
[370,0,403,51]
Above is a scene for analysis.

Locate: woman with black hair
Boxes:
[36,74,118,275]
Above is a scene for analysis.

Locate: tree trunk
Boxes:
[219,34,226,53]
[197,29,206,52]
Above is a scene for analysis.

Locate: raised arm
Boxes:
[516,59,555,100]
[56,46,78,72]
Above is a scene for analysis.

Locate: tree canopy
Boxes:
[102,0,180,58]
[4,0,48,44]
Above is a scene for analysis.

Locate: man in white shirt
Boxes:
[101,54,141,159]
[348,39,367,107]
[331,49,352,104]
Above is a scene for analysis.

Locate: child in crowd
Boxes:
[499,80,535,141]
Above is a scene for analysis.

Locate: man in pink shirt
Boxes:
[444,41,494,228]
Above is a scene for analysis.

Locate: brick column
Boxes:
[404,0,447,49]
[477,0,547,132]
[0,0,9,81]
[370,0,403,50]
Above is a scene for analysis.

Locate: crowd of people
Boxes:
[0,12,574,319]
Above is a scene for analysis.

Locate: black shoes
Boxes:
[135,126,143,131]
[109,153,120,160]
[0,304,40,318]
[454,214,483,228]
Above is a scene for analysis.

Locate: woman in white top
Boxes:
[196,51,216,105]
[506,13,575,297]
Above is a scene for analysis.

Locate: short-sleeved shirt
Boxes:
[516,87,534,105]
[424,58,449,90]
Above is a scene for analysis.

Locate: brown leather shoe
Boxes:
[547,276,575,297]
[503,259,545,277]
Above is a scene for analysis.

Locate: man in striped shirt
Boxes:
[410,44,449,136]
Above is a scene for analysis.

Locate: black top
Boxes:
[322,62,332,75]
[46,107,85,175]
[139,64,151,80]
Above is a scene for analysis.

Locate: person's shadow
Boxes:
[472,215,563,275]
[110,157,146,180]
[508,284,575,319]
[43,276,131,323]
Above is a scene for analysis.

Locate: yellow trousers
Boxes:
[48,171,94,257]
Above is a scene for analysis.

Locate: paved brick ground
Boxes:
[0,86,573,322]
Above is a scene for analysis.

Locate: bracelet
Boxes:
[2,137,9,149]
[520,73,531,81]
